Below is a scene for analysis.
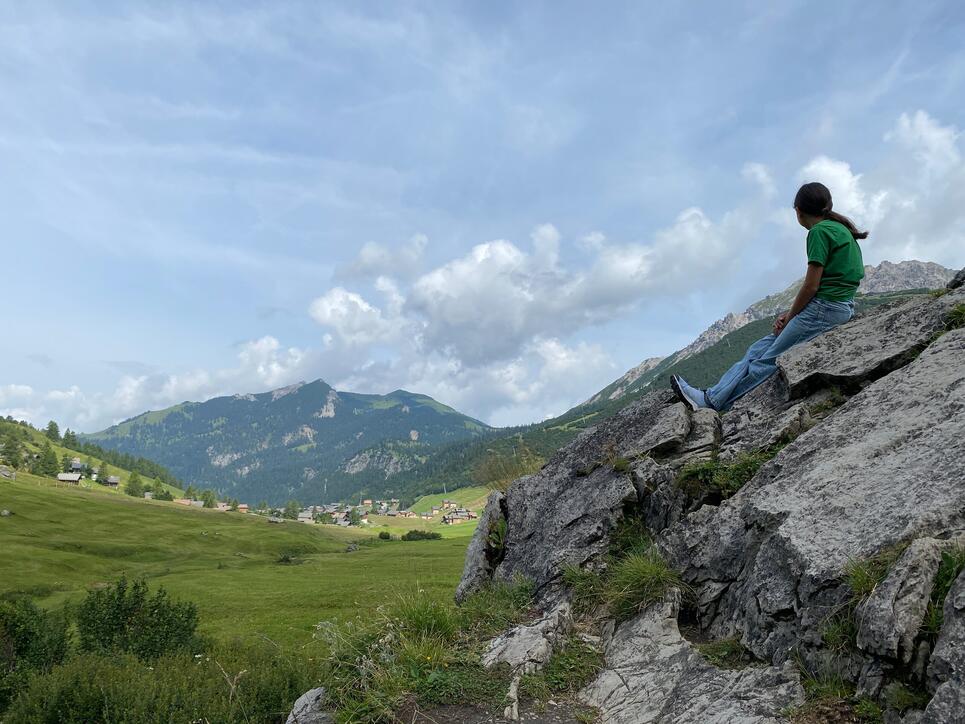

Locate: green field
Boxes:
[408,485,491,514]
[0,473,470,647]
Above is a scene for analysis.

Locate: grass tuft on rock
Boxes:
[676,449,777,500]
[883,682,930,713]
[844,544,908,604]
[922,546,965,637]
[695,637,754,669]
[518,637,603,704]
[945,302,965,330]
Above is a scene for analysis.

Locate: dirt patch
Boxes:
[395,700,591,723]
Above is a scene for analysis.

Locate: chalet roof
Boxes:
[57,473,82,482]
[107,476,120,484]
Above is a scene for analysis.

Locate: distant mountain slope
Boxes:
[85,380,490,505]
[674,259,954,363]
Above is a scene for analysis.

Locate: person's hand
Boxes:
[773,312,790,335]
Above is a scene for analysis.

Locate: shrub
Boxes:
[0,598,69,710]
[487,517,508,557]
[458,578,534,638]
[884,682,929,713]
[5,640,325,723]
[854,697,884,722]
[844,544,908,603]
[401,530,442,541]
[611,457,631,474]
[75,576,200,661]
[378,530,392,540]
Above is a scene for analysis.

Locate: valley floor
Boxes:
[0,473,472,647]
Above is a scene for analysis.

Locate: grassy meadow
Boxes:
[0,472,472,647]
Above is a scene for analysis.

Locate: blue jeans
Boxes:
[705,298,854,411]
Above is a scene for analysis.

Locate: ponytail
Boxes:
[794,181,869,240]
[824,210,869,240]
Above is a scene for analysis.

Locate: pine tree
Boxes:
[257,500,268,513]
[200,489,217,509]
[99,463,111,483]
[44,421,61,443]
[61,454,71,473]
[39,442,59,477]
[283,500,301,520]
[62,429,78,448]
[1,434,22,469]
[126,472,144,497]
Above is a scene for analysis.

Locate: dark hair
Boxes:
[793,182,868,240]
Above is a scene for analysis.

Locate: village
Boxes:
[38,457,480,528]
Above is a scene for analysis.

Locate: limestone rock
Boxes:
[923,571,965,723]
[663,329,965,662]
[948,266,965,290]
[482,601,572,675]
[855,538,946,663]
[481,391,691,594]
[455,491,506,603]
[579,591,803,723]
[778,288,965,398]
[286,687,333,724]
[718,377,811,461]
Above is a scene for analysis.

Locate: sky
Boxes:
[1,0,964,432]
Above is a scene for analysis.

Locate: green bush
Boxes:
[378,530,392,540]
[0,598,69,710]
[5,640,325,723]
[75,576,200,661]
[400,530,442,541]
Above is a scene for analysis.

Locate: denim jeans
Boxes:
[705,298,854,411]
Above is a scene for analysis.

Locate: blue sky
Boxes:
[2,0,964,431]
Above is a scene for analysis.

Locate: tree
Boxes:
[61,454,71,474]
[62,429,78,449]
[315,511,333,524]
[151,481,173,501]
[184,484,198,500]
[229,498,239,511]
[257,500,269,513]
[283,500,300,520]
[44,421,60,443]
[126,472,144,498]
[348,508,363,526]
[98,463,111,484]
[35,442,59,478]
[200,489,217,509]
[1,434,22,469]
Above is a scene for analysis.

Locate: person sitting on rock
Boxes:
[671,181,866,412]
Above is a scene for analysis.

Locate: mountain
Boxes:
[674,259,955,362]
[85,380,490,505]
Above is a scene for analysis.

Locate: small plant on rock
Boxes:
[922,545,965,637]
[676,450,774,500]
[696,637,753,669]
[945,303,965,330]
[519,637,603,703]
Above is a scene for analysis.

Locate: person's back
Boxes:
[806,219,864,302]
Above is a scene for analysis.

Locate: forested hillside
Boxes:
[85,380,489,506]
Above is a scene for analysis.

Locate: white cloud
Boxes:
[339,233,428,280]
[308,288,396,346]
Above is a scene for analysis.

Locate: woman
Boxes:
[671,182,867,412]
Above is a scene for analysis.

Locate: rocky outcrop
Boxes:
[778,288,965,397]
[949,267,965,290]
[924,572,965,723]
[580,591,803,723]
[454,278,965,723]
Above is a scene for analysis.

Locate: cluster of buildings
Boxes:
[55,458,120,487]
[414,499,479,525]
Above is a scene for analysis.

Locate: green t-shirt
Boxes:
[806,220,865,301]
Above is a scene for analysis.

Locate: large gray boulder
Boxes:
[579,591,804,723]
[778,287,965,397]
[663,328,965,662]
[923,571,965,723]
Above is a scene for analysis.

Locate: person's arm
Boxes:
[774,263,824,334]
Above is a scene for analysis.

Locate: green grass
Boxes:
[0,473,469,646]
[922,546,965,637]
[519,638,603,702]
[675,450,776,500]
[946,303,965,330]
[407,485,491,515]
[695,638,753,669]
[844,544,908,602]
